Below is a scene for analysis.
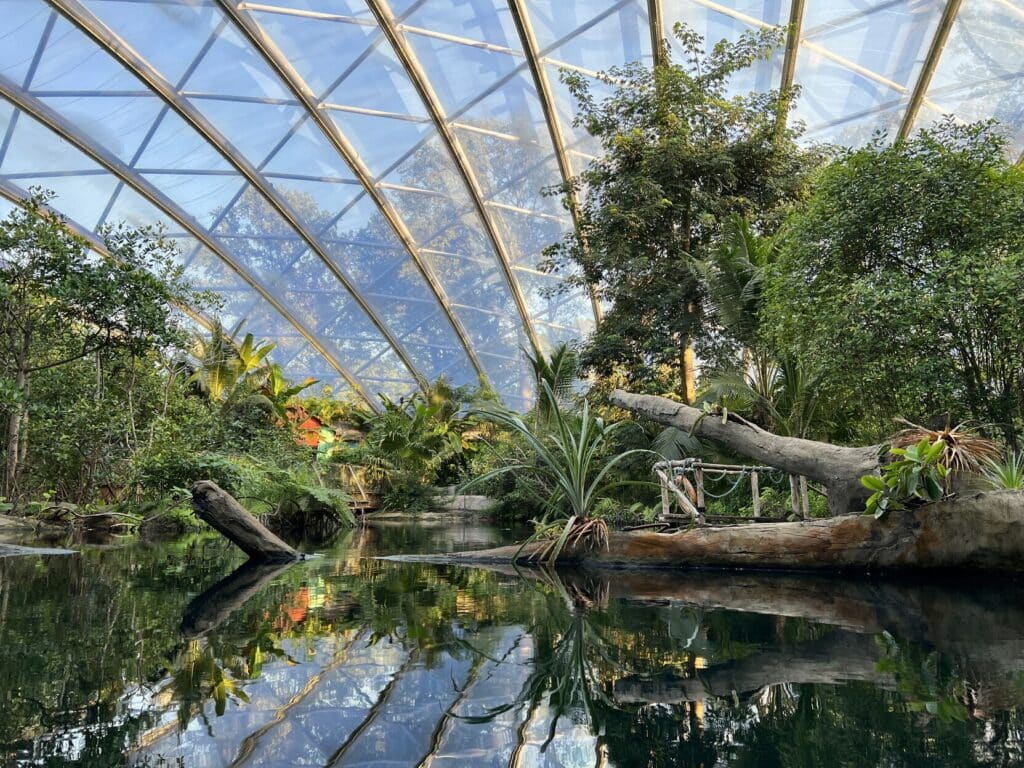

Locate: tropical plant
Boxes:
[693,214,775,354]
[890,419,1000,477]
[188,323,277,410]
[465,382,650,561]
[524,341,578,423]
[699,357,824,439]
[861,438,949,519]
[261,363,318,418]
[981,452,1024,491]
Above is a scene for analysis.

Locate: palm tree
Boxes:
[694,216,826,439]
[187,322,277,409]
[524,341,578,423]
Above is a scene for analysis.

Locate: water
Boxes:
[1,516,1023,767]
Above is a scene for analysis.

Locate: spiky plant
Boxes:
[464,381,650,562]
[982,452,1024,491]
[890,419,1000,476]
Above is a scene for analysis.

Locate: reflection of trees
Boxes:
[12,528,1024,766]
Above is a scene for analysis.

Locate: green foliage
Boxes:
[341,378,482,510]
[862,439,949,519]
[982,452,1024,491]
[465,381,650,520]
[767,119,1024,444]
[524,341,578,423]
[591,497,657,527]
[0,191,208,499]
[542,24,822,392]
[136,451,248,496]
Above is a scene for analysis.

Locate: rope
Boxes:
[700,469,752,499]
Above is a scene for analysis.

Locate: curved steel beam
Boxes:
[648,0,665,66]
[779,0,806,119]
[507,0,603,324]
[365,0,544,355]
[0,76,381,412]
[47,0,430,395]
[215,0,488,385]
[897,0,963,140]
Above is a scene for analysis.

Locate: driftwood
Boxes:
[404,491,1024,572]
[610,389,881,515]
[180,559,295,637]
[192,480,300,562]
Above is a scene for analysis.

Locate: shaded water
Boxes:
[2,517,1024,767]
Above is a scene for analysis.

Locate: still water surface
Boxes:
[1,516,1023,767]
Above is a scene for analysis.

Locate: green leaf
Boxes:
[860,474,886,492]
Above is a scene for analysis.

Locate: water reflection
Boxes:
[1,520,1024,766]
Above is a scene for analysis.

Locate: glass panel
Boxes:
[0,3,54,86]
[247,7,380,98]
[403,31,521,115]
[923,0,1024,156]
[87,1,227,85]
[527,0,652,67]
[792,0,944,141]
[402,0,522,50]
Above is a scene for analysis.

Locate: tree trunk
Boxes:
[609,389,882,515]
[4,366,27,499]
[412,491,1024,573]
[191,480,301,562]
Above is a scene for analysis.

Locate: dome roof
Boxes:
[1,0,1020,409]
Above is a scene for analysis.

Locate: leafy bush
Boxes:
[379,475,437,514]
[591,498,657,527]
[136,451,247,496]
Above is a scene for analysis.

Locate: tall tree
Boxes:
[0,192,202,497]
[766,119,1024,444]
[542,25,821,399]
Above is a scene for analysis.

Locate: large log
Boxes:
[609,389,882,515]
[192,480,301,562]
[400,491,1024,572]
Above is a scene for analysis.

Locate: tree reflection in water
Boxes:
[3,521,1024,766]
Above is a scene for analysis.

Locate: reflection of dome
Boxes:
[1,1,1020,410]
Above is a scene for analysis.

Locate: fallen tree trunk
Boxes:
[409,491,1024,572]
[609,389,882,515]
[192,480,300,562]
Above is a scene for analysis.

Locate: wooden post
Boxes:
[800,475,810,518]
[660,472,671,518]
[694,465,706,526]
[192,481,301,562]
[789,475,802,520]
[751,471,761,517]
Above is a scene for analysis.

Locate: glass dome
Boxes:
[1,0,1020,409]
